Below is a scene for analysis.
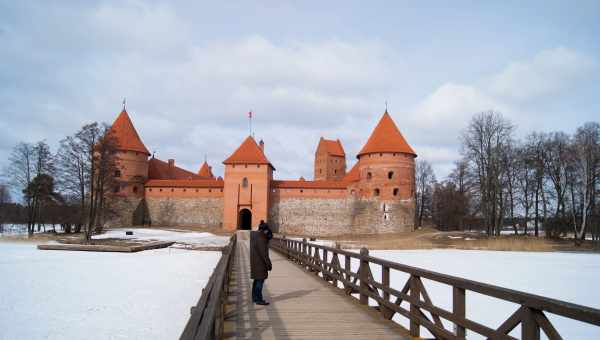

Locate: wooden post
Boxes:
[381,265,391,318]
[323,248,328,275]
[453,287,466,339]
[409,275,420,338]
[302,238,307,268]
[522,307,540,340]
[359,247,369,305]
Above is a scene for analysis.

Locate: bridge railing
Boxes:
[271,236,600,340]
[180,233,236,340]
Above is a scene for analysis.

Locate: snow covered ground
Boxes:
[93,228,230,248]
[0,241,221,340]
[361,249,600,339]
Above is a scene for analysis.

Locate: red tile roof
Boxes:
[343,162,360,182]
[357,111,416,158]
[197,161,214,178]
[317,137,345,157]
[272,180,348,189]
[145,179,224,188]
[223,136,274,168]
[148,157,200,180]
[108,109,150,155]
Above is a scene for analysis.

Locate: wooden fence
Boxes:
[180,233,237,340]
[271,236,600,340]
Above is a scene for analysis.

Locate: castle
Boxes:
[108,108,417,236]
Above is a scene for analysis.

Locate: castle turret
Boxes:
[198,161,215,179]
[355,111,416,201]
[222,136,274,231]
[108,108,150,197]
[314,137,346,181]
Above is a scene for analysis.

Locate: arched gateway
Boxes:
[238,209,252,230]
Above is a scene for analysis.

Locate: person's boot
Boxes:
[255,300,270,306]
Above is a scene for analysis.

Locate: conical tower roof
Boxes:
[223,136,274,169]
[357,111,416,158]
[108,109,150,155]
[198,161,214,178]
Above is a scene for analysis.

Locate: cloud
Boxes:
[489,47,596,101]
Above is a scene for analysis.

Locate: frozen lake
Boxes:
[367,249,600,339]
[0,241,220,340]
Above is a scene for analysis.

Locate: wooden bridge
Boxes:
[181,231,600,340]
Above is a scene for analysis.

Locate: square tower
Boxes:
[314,137,346,181]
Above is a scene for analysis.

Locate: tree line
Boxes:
[0,122,119,241]
[415,110,600,243]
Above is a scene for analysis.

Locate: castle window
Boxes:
[367,172,372,180]
[114,170,121,178]
[209,189,212,192]
[300,189,303,193]
[319,169,322,174]
[183,188,186,192]
[242,177,248,188]
[334,169,337,174]
[132,186,138,193]
[374,188,380,196]
[171,188,174,192]
[149,188,152,192]
[196,189,199,192]
[220,189,223,192]
[380,153,383,157]
[245,164,248,168]
[393,188,399,196]
[159,188,163,192]
[388,171,394,179]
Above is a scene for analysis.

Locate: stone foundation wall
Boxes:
[269,197,353,236]
[349,198,415,234]
[269,197,415,236]
[145,197,223,228]
[108,197,145,227]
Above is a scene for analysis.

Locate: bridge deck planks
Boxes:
[223,236,408,340]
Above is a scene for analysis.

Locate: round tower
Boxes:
[350,110,416,233]
[108,108,150,198]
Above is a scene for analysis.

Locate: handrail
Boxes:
[271,236,600,340]
[180,233,237,340]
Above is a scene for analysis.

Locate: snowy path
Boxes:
[0,242,220,340]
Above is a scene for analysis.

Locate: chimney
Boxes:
[259,139,264,152]
[168,159,175,178]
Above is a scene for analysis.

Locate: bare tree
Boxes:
[567,122,600,243]
[57,133,90,233]
[461,110,514,236]
[415,159,436,227]
[4,142,54,235]
[0,183,10,232]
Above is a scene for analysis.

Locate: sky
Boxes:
[1,0,599,183]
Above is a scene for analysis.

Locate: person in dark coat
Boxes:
[250,220,272,305]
